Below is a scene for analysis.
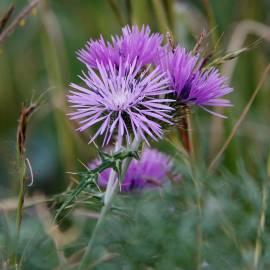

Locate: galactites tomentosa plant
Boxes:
[67,27,177,234]
[65,24,233,267]
[67,24,233,190]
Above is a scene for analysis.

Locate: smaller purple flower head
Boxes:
[77,25,163,69]
[67,59,175,145]
[90,148,172,192]
[158,45,233,117]
[181,68,233,117]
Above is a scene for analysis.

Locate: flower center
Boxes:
[112,91,130,110]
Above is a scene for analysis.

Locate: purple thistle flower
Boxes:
[181,68,233,117]
[68,59,175,145]
[90,148,172,192]
[158,46,233,117]
[77,25,163,68]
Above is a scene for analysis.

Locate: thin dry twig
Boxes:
[88,253,119,269]
[17,104,36,157]
[0,5,15,33]
[35,197,75,264]
[53,249,86,270]
[0,196,52,212]
[209,63,270,171]
[209,20,270,158]
[192,29,206,54]
[0,0,42,44]
[166,30,175,52]
[16,102,38,235]
[15,91,47,240]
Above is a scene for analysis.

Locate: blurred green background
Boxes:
[1,0,269,197]
[0,0,270,269]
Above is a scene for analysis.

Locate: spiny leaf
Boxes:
[54,174,96,223]
[54,148,140,223]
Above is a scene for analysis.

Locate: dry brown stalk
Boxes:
[209,63,270,171]
[0,0,42,44]
[0,5,15,33]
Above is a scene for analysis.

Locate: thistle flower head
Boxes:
[77,25,163,68]
[159,46,233,116]
[181,68,233,117]
[90,148,172,192]
[68,59,174,145]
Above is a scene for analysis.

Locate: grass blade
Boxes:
[209,63,270,171]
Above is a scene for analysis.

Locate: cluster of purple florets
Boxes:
[68,25,233,192]
[90,148,172,192]
[76,25,232,114]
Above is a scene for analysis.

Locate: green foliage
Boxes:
[71,161,270,270]
[1,160,269,269]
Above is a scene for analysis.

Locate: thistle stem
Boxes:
[178,106,194,159]
[104,133,123,205]
[79,136,141,269]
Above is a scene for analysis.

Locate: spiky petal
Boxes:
[77,35,119,68]
[77,25,163,68]
[181,68,233,117]
[158,45,233,116]
[116,25,163,66]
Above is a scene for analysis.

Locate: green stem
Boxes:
[13,157,27,268]
[104,133,123,205]
[79,137,141,269]
[78,191,114,269]
[16,165,26,236]
[178,106,195,160]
